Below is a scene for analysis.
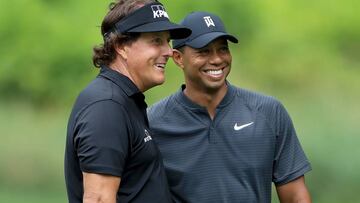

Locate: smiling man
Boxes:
[148,11,312,203]
[64,1,191,203]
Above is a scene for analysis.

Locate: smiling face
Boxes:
[173,37,232,94]
[122,31,172,92]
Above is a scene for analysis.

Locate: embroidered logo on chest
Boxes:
[143,129,153,143]
[234,122,254,131]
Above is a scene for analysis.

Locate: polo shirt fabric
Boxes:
[148,83,311,203]
[65,66,172,203]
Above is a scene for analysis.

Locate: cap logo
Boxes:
[151,5,169,19]
[203,16,215,27]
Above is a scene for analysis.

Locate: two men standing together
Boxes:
[65,0,312,202]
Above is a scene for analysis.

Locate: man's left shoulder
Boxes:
[147,93,177,121]
[232,86,282,109]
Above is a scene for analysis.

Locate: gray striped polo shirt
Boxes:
[148,83,311,203]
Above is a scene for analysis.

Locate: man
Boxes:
[148,11,312,203]
[64,1,191,202]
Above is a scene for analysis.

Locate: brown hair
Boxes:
[92,0,156,67]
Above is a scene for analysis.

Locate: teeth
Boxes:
[206,69,222,75]
[156,64,165,69]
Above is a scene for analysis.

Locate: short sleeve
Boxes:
[272,102,311,185]
[73,100,130,177]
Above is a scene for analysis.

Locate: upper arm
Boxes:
[272,101,311,184]
[276,176,311,203]
[83,172,121,203]
[75,100,130,177]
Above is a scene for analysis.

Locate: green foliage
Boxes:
[0,0,359,105]
[0,0,108,105]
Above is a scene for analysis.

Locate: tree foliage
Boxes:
[0,0,359,106]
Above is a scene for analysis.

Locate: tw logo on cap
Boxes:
[203,16,215,27]
[151,5,169,19]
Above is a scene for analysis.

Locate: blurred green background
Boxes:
[0,0,359,202]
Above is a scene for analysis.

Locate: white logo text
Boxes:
[203,16,215,27]
[144,129,153,142]
[151,5,169,19]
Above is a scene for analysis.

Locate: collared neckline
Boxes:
[175,81,236,110]
[99,65,141,97]
[99,65,148,110]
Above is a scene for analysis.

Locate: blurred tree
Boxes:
[0,0,359,106]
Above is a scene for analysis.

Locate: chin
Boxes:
[205,82,226,91]
[208,79,226,86]
[153,79,166,87]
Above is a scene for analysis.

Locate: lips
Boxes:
[205,69,223,75]
[155,63,165,69]
[203,68,225,78]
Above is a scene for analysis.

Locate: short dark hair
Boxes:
[92,0,156,67]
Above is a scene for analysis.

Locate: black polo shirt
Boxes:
[65,66,172,203]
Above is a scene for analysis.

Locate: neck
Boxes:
[184,83,228,119]
[109,58,145,92]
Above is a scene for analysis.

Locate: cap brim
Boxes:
[186,32,238,48]
[127,21,191,39]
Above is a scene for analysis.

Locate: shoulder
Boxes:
[75,100,128,128]
[74,77,128,110]
[147,93,178,122]
[75,77,112,107]
[80,77,128,103]
[232,86,290,123]
[234,87,283,110]
[230,86,296,138]
[71,78,130,123]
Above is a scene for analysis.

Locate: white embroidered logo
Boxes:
[144,129,153,142]
[203,16,215,27]
[234,122,254,131]
[151,5,169,19]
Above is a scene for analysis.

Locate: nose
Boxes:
[209,51,223,66]
[162,43,173,58]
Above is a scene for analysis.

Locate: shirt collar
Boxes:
[175,81,236,110]
[99,65,141,97]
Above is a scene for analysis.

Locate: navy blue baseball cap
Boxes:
[108,2,191,39]
[172,11,238,49]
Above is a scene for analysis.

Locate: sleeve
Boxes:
[272,101,311,185]
[73,100,130,177]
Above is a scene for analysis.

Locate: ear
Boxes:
[172,49,184,69]
[115,44,128,61]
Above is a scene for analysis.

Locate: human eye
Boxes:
[197,48,209,55]
[151,37,163,45]
[220,46,229,53]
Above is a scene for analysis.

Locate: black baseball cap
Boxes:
[172,11,238,49]
[109,2,191,39]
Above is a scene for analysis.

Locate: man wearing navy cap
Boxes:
[64,1,191,202]
[148,11,312,203]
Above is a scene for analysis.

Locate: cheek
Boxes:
[188,57,206,68]
[225,54,232,63]
[129,52,151,67]
[143,50,159,63]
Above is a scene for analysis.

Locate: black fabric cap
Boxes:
[113,2,191,39]
[172,11,238,49]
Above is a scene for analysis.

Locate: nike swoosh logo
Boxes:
[234,122,254,131]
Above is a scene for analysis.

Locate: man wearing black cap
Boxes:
[148,11,312,203]
[64,1,191,202]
